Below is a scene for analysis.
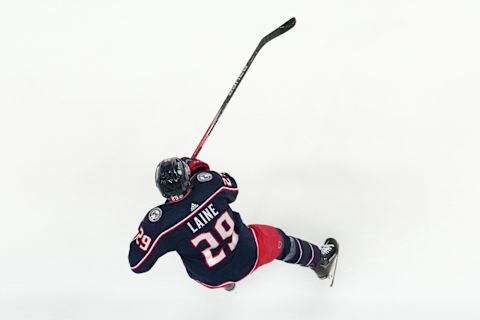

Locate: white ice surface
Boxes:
[1,1,479,319]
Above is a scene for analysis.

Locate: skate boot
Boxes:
[310,238,339,286]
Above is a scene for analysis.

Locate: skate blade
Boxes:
[328,251,339,287]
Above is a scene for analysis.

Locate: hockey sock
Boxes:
[275,229,322,267]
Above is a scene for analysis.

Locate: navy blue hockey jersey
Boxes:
[128,171,258,287]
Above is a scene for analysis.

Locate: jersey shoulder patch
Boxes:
[147,207,163,223]
[196,172,213,182]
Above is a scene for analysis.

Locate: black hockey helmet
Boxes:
[155,157,191,198]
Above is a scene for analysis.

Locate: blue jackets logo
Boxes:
[197,172,213,182]
[148,208,162,223]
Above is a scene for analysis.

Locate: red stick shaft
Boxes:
[190,17,296,159]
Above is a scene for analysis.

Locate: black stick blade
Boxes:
[191,17,296,159]
[260,17,296,46]
[280,17,296,33]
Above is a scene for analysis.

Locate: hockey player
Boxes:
[128,157,338,290]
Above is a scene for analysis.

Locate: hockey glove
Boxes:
[181,157,210,175]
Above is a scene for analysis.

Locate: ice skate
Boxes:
[310,238,339,286]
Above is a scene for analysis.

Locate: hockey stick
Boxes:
[191,17,296,159]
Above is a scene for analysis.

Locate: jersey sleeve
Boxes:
[218,172,239,203]
[128,210,174,274]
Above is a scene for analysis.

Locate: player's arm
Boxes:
[128,212,173,273]
[129,235,156,273]
[181,157,210,175]
[218,172,238,203]
[182,156,238,202]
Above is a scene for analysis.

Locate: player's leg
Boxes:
[275,229,322,266]
[276,229,338,280]
[248,224,338,279]
[222,224,282,291]
[248,224,285,270]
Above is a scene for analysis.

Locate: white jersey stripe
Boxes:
[131,186,238,271]
[294,238,303,264]
[307,243,315,266]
